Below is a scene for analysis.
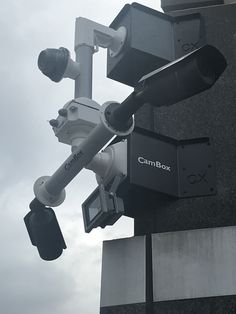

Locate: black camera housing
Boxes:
[113,127,216,218]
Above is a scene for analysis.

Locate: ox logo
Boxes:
[187,171,208,185]
[178,40,200,53]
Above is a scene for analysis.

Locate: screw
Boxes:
[58,108,68,117]
[49,119,59,127]
[70,106,77,112]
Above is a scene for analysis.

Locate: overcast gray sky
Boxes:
[0,1,161,313]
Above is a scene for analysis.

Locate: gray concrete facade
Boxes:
[152,226,236,302]
[100,236,146,308]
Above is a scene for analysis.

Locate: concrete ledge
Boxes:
[100,303,146,314]
[153,294,236,313]
[100,236,146,308]
[152,226,236,302]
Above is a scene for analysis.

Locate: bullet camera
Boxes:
[24,199,66,260]
[104,45,227,132]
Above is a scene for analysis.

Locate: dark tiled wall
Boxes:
[135,3,236,235]
[154,295,236,313]
[100,303,146,314]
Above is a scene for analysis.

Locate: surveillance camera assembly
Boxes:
[17,2,236,313]
[24,4,226,260]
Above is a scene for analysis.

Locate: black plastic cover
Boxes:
[38,47,69,82]
[24,207,66,261]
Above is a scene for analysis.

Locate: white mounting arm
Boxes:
[34,102,134,207]
[75,17,126,55]
[86,139,127,185]
[74,17,126,98]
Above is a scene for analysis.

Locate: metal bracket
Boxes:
[75,17,126,56]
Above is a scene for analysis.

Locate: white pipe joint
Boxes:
[100,101,134,137]
[63,57,80,80]
[86,140,127,185]
[34,176,66,207]
[75,17,126,57]
[86,151,111,178]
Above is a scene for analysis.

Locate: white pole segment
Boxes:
[44,122,114,197]
[74,45,93,98]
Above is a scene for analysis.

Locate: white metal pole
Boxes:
[74,45,93,98]
[44,122,113,196]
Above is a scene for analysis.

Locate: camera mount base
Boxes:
[34,176,66,207]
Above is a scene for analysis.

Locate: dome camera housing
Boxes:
[38,47,70,82]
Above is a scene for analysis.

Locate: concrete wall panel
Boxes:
[152,226,236,301]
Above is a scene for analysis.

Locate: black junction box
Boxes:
[116,128,216,218]
[107,2,205,87]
